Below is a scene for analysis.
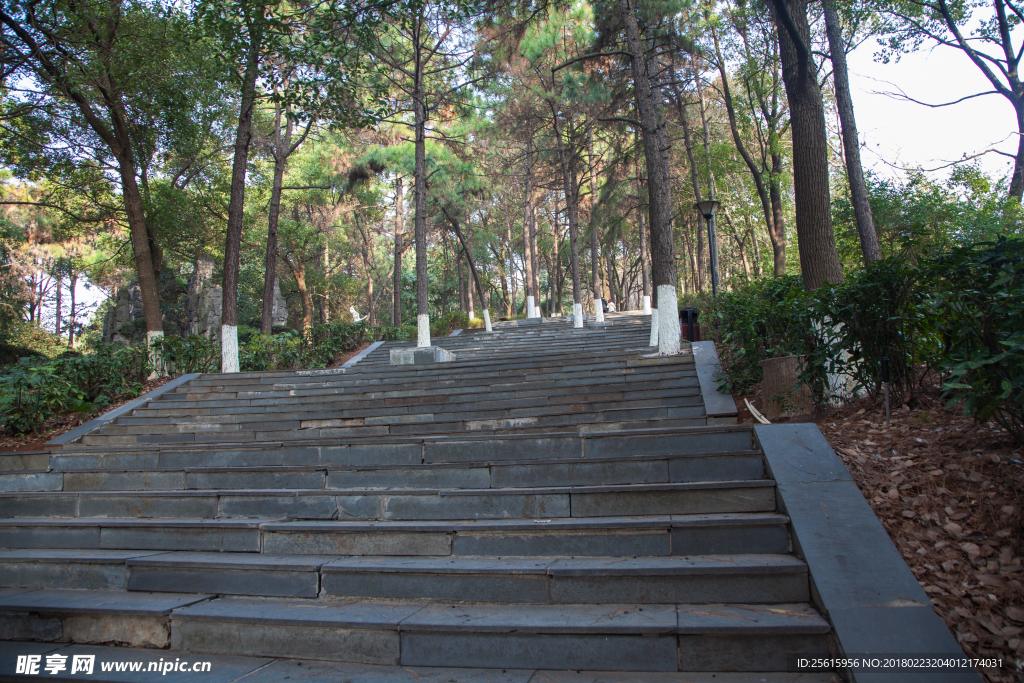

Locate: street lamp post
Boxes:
[694,200,721,304]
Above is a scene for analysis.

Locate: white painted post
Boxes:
[417,314,431,347]
[147,329,165,379]
[642,295,651,314]
[648,308,659,347]
[657,284,680,355]
[573,303,583,328]
[221,325,239,373]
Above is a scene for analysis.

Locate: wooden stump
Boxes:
[759,355,814,420]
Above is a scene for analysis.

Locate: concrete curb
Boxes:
[448,329,462,337]
[754,423,981,683]
[342,341,384,368]
[45,373,201,448]
[692,341,738,425]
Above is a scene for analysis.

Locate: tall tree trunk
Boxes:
[822,0,880,263]
[502,212,512,316]
[712,31,785,276]
[620,0,679,351]
[285,255,312,333]
[675,87,706,292]
[768,0,844,289]
[67,268,77,348]
[551,108,582,324]
[54,268,61,339]
[635,132,651,309]
[261,98,291,335]
[522,137,538,317]
[588,127,603,313]
[768,153,788,275]
[393,176,405,325]
[413,22,431,346]
[222,35,261,371]
[697,77,720,294]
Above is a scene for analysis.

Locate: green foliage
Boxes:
[714,276,821,395]
[715,239,1024,444]
[0,344,45,367]
[432,310,470,337]
[0,322,69,359]
[239,322,367,372]
[152,335,222,375]
[0,343,150,434]
[931,237,1024,443]
[372,324,417,342]
[0,359,88,434]
[814,258,938,404]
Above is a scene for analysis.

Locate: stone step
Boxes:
[0,450,766,493]
[51,428,757,471]
[0,550,805,605]
[169,598,830,671]
[0,479,777,520]
[0,589,212,649]
[154,370,699,410]
[124,390,705,424]
[175,352,686,393]
[0,513,790,556]
[78,413,711,447]
[100,397,706,436]
[318,554,809,604]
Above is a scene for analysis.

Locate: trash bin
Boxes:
[678,307,701,342]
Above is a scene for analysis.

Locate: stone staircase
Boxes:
[0,315,836,680]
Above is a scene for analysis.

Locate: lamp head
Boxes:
[695,200,721,219]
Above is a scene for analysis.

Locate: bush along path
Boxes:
[817,391,1023,683]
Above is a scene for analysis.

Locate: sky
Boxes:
[846,37,1018,185]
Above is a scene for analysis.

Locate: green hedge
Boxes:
[714,238,1023,443]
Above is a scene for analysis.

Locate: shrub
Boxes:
[0,342,150,433]
[0,358,89,433]
[930,237,1024,443]
[714,276,822,395]
[152,334,221,375]
[713,238,1024,444]
[815,258,938,404]
[239,322,367,372]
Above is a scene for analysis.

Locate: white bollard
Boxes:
[147,329,165,379]
[657,284,680,355]
[642,295,651,314]
[483,309,492,332]
[648,308,659,347]
[417,314,431,347]
[221,325,239,373]
[573,303,583,328]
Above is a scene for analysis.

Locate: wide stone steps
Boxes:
[40,427,757,470]
[155,354,694,403]
[77,353,702,446]
[0,591,830,672]
[0,448,766,493]
[0,317,838,675]
[0,550,808,604]
[0,479,778,520]
[0,512,791,556]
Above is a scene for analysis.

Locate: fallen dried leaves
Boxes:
[817,389,1024,683]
